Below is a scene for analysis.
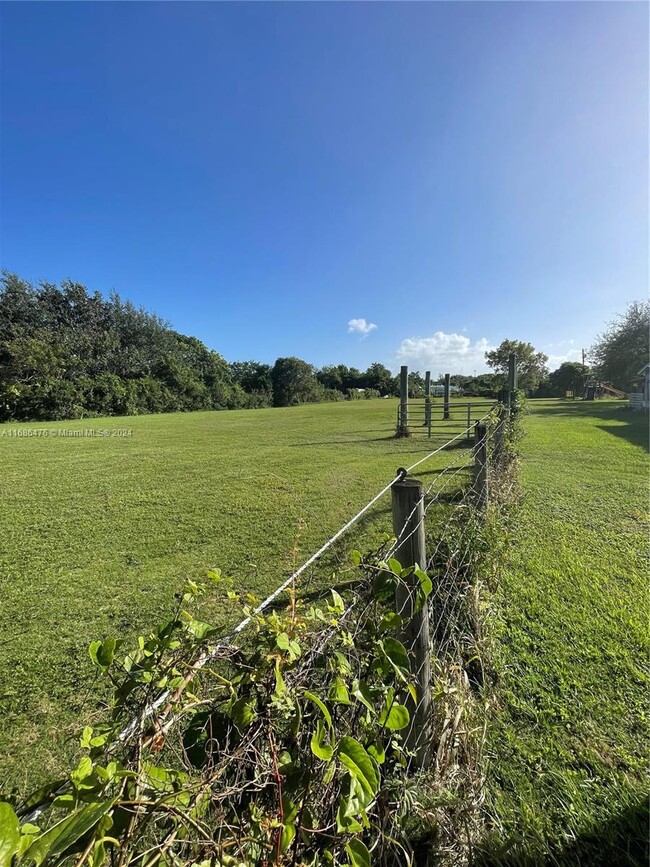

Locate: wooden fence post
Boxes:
[398,365,409,436]
[474,422,489,510]
[424,371,431,433]
[391,478,432,770]
[494,406,507,468]
[443,373,450,420]
[507,353,517,412]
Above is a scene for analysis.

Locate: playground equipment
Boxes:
[584,381,627,400]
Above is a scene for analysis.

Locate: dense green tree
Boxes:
[546,362,589,396]
[0,273,240,421]
[590,301,649,390]
[271,357,320,407]
[363,362,395,395]
[230,361,272,396]
[316,365,344,391]
[485,339,549,392]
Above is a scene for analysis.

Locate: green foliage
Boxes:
[590,300,650,390]
[0,273,241,422]
[544,361,589,397]
[2,553,434,866]
[485,339,549,392]
[271,356,321,407]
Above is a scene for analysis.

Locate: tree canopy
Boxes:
[546,362,589,396]
[0,275,408,421]
[485,339,549,392]
[590,301,649,390]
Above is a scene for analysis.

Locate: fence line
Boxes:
[25,404,506,826]
[114,410,495,748]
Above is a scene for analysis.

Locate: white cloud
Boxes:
[348,318,377,337]
[547,348,582,370]
[394,331,494,376]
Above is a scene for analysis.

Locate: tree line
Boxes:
[1,274,646,422]
[0,274,403,421]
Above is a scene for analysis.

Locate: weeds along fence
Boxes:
[8,403,523,867]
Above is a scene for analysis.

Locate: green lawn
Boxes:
[481,400,649,866]
[0,397,478,793]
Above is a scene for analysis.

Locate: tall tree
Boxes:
[547,362,589,396]
[363,362,395,396]
[485,339,549,392]
[590,301,649,390]
[271,357,319,407]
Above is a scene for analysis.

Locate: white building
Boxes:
[629,363,650,410]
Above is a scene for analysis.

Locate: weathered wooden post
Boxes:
[398,365,409,436]
[494,405,507,468]
[391,477,432,770]
[443,373,451,420]
[424,371,432,434]
[474,422,489,510]
[507,353,517,412]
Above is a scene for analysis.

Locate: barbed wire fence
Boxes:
[17,395,523,867]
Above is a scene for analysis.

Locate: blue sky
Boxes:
[1,2,647,375]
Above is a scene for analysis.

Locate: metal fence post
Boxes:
[391,477,432,770]
[474,422,489,510]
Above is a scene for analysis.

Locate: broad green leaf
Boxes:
[346,838,371,867]
[333,651,352,675]
[336,792,364,833]
[380,638,410,680]
[88,638,120,670]
[378,612,402,632]
[378,702,410,731]
[349,550,362,566]
[414,567,432,597]
[351,680,375,715]
[280,823,296,853]
[310,721,333,762]
[330,589,345,613]
[230,697,256,728]
[303,691,332,728]
[328,677,351,705]
[0,802,20,867]
[183,617,214,641]
[367,742,385,764]
[23,802,115,867]
[338,737,379,809]
[276,632,290,651]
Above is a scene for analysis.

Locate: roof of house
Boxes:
[636,363,650,376]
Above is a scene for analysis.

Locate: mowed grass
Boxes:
[0,398,478,793]
[481,400,649,866]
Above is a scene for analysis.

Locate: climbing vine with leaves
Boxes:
[1,553,434,867]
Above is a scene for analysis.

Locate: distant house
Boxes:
[629,363,650,411]
[430,384,461,397]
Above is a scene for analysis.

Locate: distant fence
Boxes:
[397,398,498,438]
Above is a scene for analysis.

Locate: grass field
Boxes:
[2,397,647,865]
[481,400,649,866]
[0,397,480,793]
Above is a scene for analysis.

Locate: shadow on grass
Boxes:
[474,797,650,867]
[530,401,648,452]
